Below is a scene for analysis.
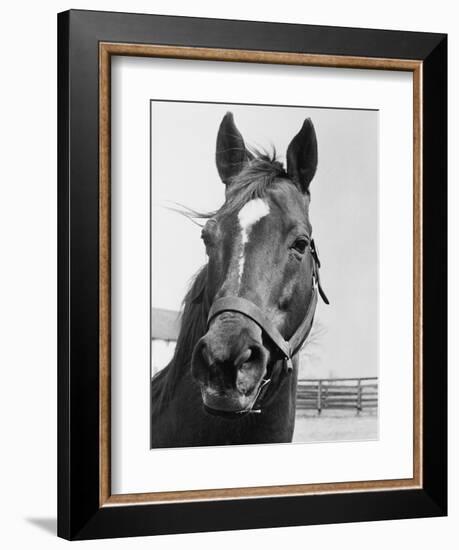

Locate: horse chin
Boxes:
[200,387,260,418]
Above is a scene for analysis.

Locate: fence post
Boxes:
[357,378,362,414]
[317,380,322,415]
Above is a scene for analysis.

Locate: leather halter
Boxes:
[206,239,329,404]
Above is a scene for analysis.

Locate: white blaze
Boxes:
[237,199,270,287]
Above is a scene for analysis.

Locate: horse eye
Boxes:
[201,230,213,247]
[292,238,309,254]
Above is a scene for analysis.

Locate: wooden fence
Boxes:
[296,377,378,413]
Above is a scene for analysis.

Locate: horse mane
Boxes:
[152,149,291,411]
[152,265,209,412]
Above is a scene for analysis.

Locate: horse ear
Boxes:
[286,118,318,193]
[216,112,251,185]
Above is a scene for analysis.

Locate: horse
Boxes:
[151,112,328,448]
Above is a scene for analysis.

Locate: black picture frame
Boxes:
[58,9,447,540]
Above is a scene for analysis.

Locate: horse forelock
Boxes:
[172,149,293,225]
[221,148,287,214]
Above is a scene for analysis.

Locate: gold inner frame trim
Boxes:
[99,42,423,507]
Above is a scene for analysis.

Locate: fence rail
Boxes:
[296,377,378,413]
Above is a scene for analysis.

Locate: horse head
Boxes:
[191,112,326,417]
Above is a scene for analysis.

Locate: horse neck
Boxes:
[262,355,299,409]
[158,266,209,401]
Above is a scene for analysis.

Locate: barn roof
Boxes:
[151,308,181,341]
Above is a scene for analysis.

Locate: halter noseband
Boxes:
[205,239,329,415]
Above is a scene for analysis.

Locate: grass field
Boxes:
[293,409,378,443]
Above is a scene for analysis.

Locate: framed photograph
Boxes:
[58,9,447,540]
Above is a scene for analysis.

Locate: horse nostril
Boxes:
[191,338,213,384]
[234,343,267,394]
[235,348,252,367]
[237,345,264,370]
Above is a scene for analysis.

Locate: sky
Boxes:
[151,101,378,378]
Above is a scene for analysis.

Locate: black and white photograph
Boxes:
[0,0,452,546]
[150,101,378,448]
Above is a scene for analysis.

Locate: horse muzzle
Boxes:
[191,312,270,417]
